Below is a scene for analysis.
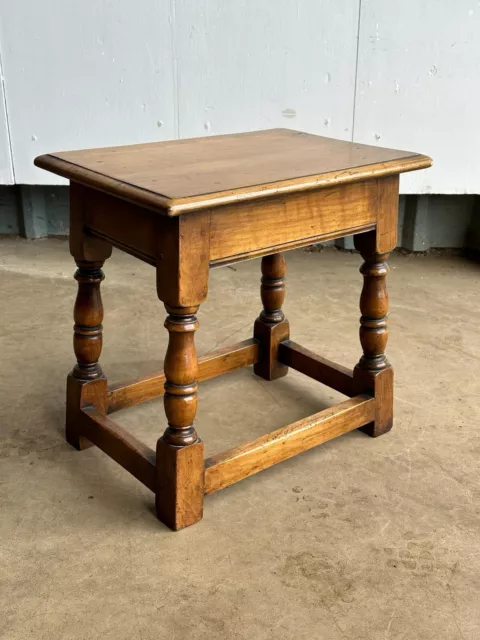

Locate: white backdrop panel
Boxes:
[354,0,480,194]
[174,0,359,141]
[0,0,176,184]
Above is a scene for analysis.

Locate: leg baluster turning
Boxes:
[66,260,108,449]
[72,261,105,381]
[156,306,204,530]
[162,307,199,447]
[353,232,393,437]
[254,253,290,380]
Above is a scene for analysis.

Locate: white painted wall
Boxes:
[0,0,176,185]
[0,0,477,193]
[172,0,358,140]
[355,0,480,194]
[0,36,13,184]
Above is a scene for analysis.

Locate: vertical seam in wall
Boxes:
[351,0,362,142]
[170,0,180,138]
[0,34,15,182]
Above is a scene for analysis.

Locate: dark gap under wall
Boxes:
[0,185,479,252]
[0,185,69,238]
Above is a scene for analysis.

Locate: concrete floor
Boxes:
[1,237,479,639]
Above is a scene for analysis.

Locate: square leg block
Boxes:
[353,366,394,437]
[66,374,108,450]
[254,319,290,380]
[155,439,205,531]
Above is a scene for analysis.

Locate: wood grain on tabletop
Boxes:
[34,128,431,214]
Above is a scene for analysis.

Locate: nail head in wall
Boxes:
[281,108,297,119]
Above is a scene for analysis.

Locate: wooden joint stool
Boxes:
[35,129,431,530]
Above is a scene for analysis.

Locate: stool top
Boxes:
[35,128,431,216]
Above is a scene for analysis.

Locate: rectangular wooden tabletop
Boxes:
[35,128,431,215]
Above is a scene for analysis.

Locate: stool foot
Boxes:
[353,366,393,437]
[254,318,290,380]
[66,426,92,451]
[66,374,108,450]
[155,438,204,530]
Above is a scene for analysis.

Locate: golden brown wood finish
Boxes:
[35,128,430,530]
[153,205,211,529]
[35,129,431,215]
[66,186,112,450]
[155,305,205,529]
[107,339,259,413]
[156,212,211,308]
[353,230,394,437]
[278,341,354,397]
[66,377,107,451]
[375,175,400,254]
[209,180,378,263]
[205,395,375,495]
[69,182,113,263]
[66,264,107,452]
[77,178,378,268]
[210,224,372,267]
[355,231,390,372]
[62,163,413,271]
[82,187,158,265]
[156,439,204,530]
[71,261,105,381]
[161,307,200,447]
[70,187,112,383]
[254,254,290,380]
[354,366,394,438]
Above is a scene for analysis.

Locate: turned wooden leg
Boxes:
[353,231,393,437]
[254,253,290,380]
[66,260,108,450]
[155,306,204,530]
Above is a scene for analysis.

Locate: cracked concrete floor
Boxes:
[1,236,480,640]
